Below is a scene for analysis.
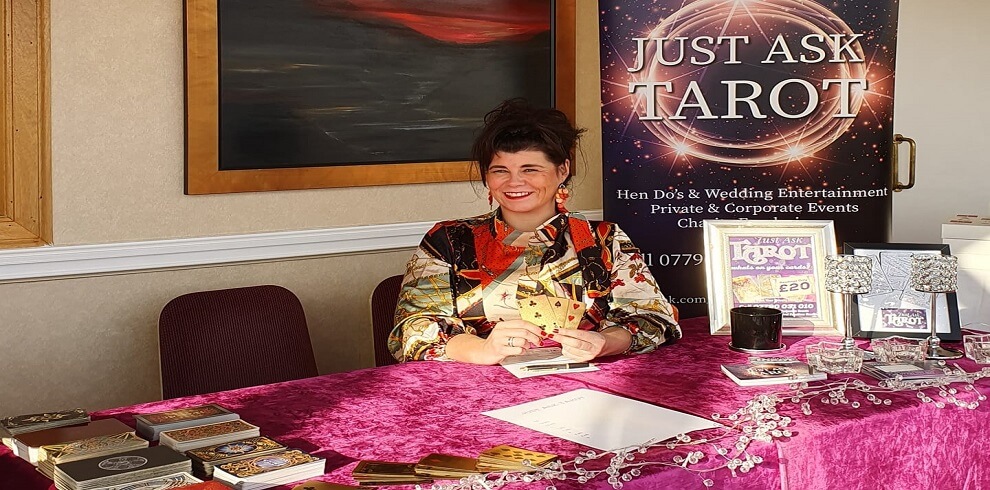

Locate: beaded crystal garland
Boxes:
[418,365,990,490]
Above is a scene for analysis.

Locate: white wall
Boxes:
[891,0,990,242]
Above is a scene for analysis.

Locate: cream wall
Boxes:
[890,0,990,242]
[2,1,985,416]
[50,1,603,245]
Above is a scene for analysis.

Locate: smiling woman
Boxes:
[388,99,682,366]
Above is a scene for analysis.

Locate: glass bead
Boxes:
[935,402,945,408]
[631,469,641,476]
[782,430,792,437]
[607,476,618,484]
[522,475,533,483]
[625,454,635,461]
[586,451,597,458]
[712,413,720,419]
[851,401,860,408]
[576,468,587,475]
[728,414,738,420]
[666,443,676,450]
[703,479,715,487]
[830,398,839,405]
[883,399,891,406]
[753,455,764,464]
[577,477,588,484]
[575,457,584,464]
[949,388,958,394]
[673,456,684,463]
[821,397,829,404]
[621,473,632,481]
[791,397,800,403]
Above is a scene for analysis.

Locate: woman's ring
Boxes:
[507,337,516,348]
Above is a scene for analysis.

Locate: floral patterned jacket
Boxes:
[389,211,681,361]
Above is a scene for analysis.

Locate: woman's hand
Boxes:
[552,325,633,361]
[447,319,545,365]
[482,320,545,360]
[551,328,607,361]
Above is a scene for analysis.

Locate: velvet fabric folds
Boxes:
[2,317,988,489]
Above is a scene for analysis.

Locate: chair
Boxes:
[158,285,319,399]
[370,274,404,367]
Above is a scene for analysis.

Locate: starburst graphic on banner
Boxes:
[601,0,895,182]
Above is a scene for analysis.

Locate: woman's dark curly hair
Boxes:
[471,98,585,186]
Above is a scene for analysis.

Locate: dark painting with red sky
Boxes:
[217,0,553,170]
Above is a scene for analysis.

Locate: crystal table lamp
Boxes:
[824,255,872,351]
[910,254,963,360]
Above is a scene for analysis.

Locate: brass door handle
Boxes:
[892,134,916,192]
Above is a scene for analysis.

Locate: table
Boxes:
[3,318,988,489]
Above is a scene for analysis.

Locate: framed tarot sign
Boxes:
[844,242,962,341]
[184,0,576,194]
[704,220,841,336]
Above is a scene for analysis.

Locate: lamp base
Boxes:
[926,345,964,360]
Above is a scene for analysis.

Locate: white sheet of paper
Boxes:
[482,388,721,451]
[498,347,599,378]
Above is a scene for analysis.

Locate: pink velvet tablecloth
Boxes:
[2,317,988,489]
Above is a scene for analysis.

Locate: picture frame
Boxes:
[843,242,962,341]
[703,219,841,336]
[183,0,576,194]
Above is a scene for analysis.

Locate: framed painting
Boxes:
[184,0,576,194]
[844,242,962,341]
[703,219,841,336]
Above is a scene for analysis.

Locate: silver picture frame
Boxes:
[703,219,842,336]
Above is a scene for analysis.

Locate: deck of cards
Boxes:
[476,445,558,472]
[159,419,260,453]
[414,453,481,479]
[351,460,432,486]
[211,449,325,490]
[186,436,286,478]
[518,294,585,334]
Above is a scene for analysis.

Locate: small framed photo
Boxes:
[844,243,962,341]
[703,220,841,336]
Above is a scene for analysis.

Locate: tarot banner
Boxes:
[600,0,900,317]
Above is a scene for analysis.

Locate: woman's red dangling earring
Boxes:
[488,191,494,209]
[555,184,570,213]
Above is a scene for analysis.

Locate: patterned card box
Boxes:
[100,471,202,490]
[187,436,285,463]
[135,405,231,426]
[161,419,257,443]
[1,408,88,434]
[216,449,322,478]
[42,432,148,463]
